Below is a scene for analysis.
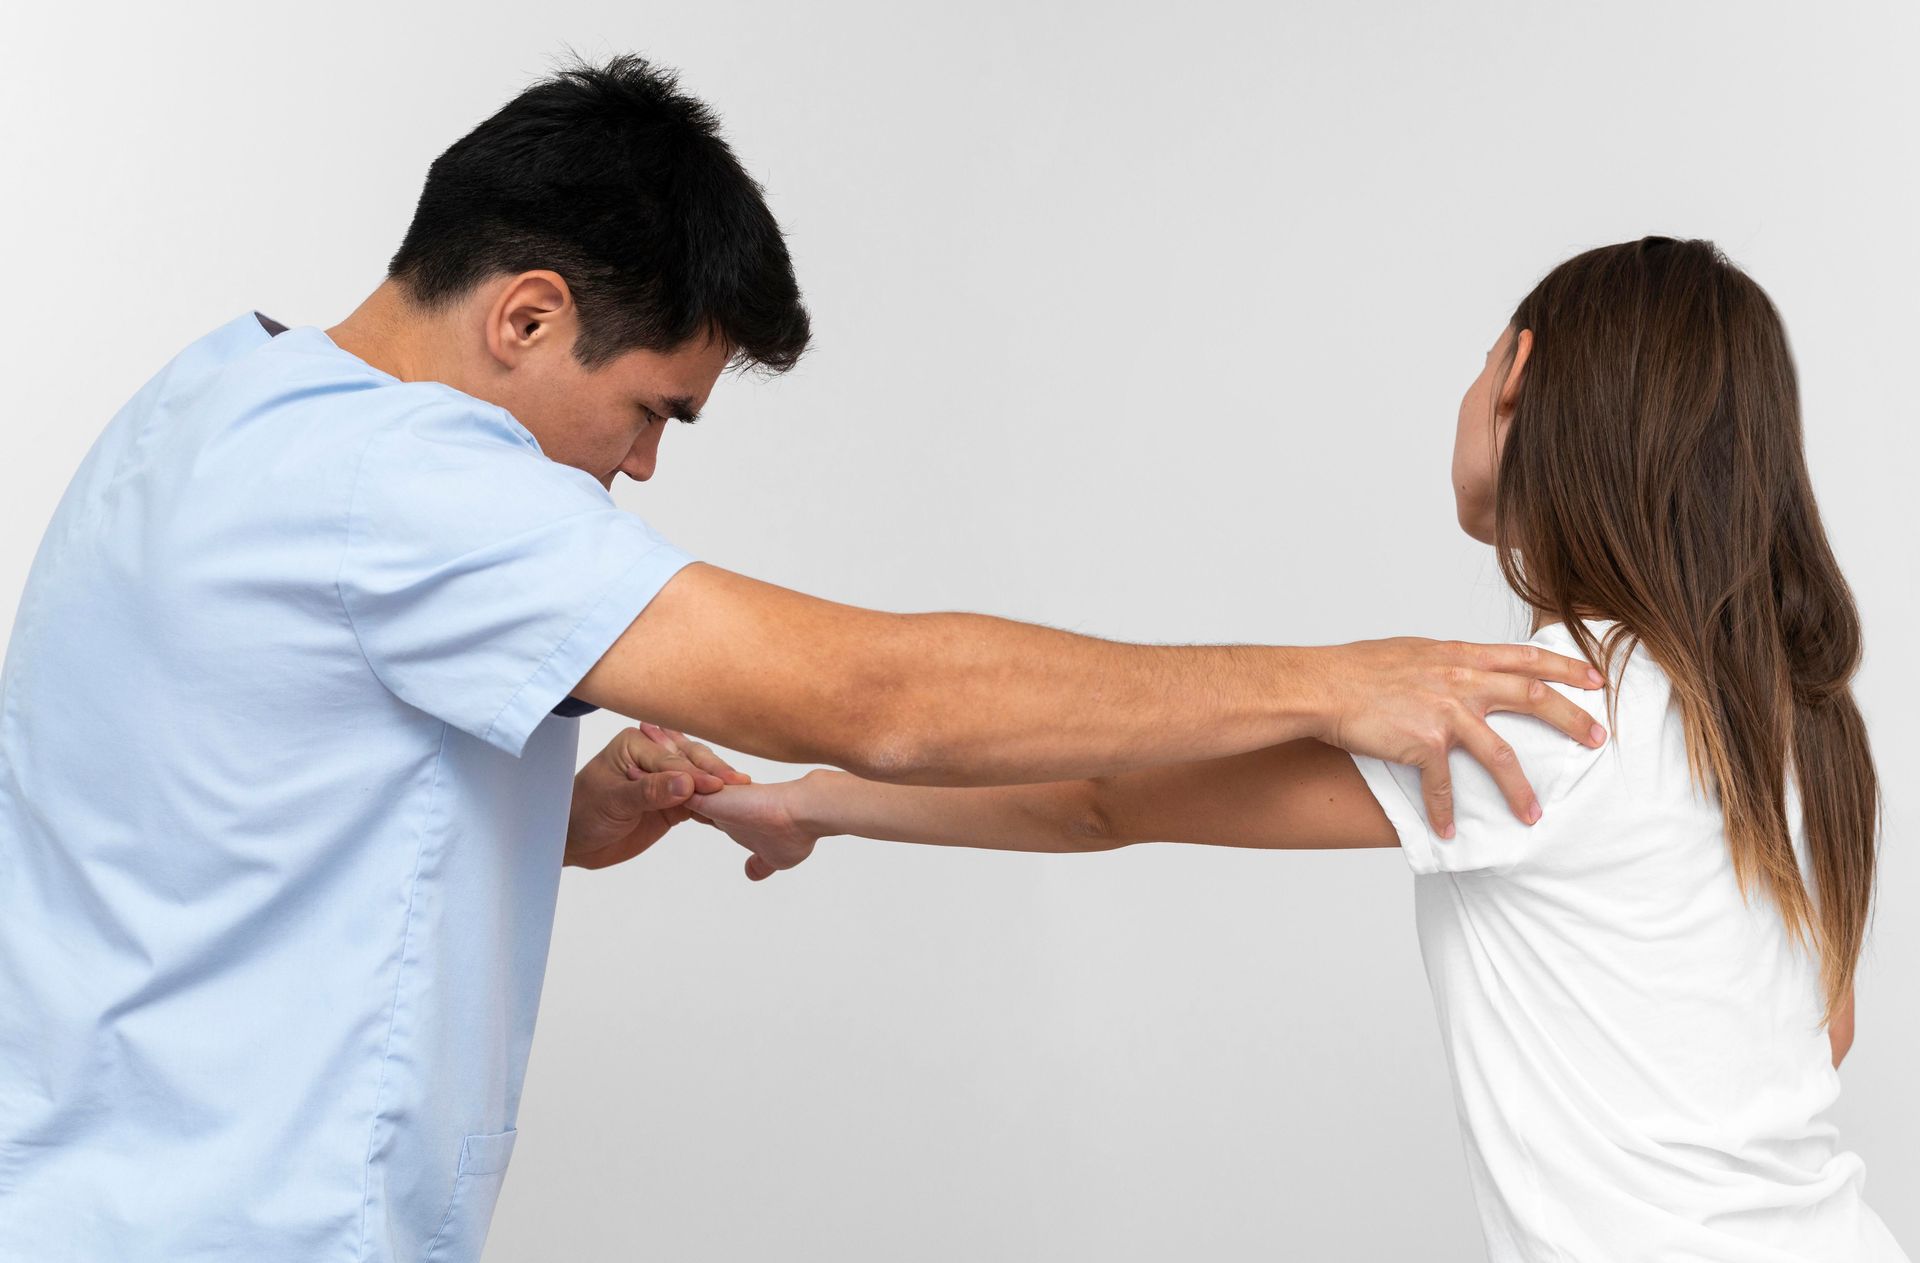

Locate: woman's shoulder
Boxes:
[1529,619,1674,712]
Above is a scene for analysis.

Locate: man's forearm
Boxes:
[576,565,1329,786]
[841,611,1327,784]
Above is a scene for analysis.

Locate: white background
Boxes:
[2,3,1913,1259]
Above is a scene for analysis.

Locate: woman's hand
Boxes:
[565,722,750,869]
[690,776,823,881]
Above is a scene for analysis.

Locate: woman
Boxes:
[688,238,1906,1261]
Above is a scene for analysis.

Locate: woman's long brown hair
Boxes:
[1493,237,1877,1019]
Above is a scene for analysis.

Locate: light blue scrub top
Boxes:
[0,313,693,1261]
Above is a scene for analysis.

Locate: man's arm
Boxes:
[691,740,1392,880]
[574,563,1606,833]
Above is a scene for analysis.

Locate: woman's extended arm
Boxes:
[690,736,1397,879]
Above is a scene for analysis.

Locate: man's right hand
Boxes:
[1309,637,1608,839]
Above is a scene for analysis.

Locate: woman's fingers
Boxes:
[625,723,727,793]
[661,726,752,784]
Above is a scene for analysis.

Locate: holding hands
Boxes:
[564,721,751,869]
[689,776,822,881]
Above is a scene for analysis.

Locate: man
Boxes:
[0,55,1605,1262]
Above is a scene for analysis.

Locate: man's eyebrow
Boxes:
[661,395,701,423]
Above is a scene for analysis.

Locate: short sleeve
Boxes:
[338,399,694,756]
[1350,680,1599,876]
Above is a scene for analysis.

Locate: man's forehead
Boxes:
[610,336,729,406]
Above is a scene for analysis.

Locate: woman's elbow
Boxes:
[1056,781,1129,852]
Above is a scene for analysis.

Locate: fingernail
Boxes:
[1439,823,1456,840]
[1526,799,1542,824]
[668,773,691,796]
[1587,668,1605,686]
[1589,723,1607,746]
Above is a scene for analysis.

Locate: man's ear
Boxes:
[1497,327,1534,420]
[483,270,575,369]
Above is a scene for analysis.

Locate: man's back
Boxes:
[0,313,692,1261]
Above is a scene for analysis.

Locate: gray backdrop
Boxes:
[2,2,1913,1259]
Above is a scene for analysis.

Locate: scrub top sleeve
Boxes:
[337,401,695,757]
[1350,697,1591,876]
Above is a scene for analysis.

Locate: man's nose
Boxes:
[619,426,664,482]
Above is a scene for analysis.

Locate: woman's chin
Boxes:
[1454,506,1497,546]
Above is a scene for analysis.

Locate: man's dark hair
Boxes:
[387,54,810,372]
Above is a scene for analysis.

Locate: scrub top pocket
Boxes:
[421,1127,518,1263]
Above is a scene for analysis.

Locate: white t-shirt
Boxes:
[1352,620,1907,1263]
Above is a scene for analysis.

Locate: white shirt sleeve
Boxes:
[1350,682,1601,876]
[336,399,693,756]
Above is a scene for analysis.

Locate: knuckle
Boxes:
[1527,677,1548,702]
[1489,741,1517,768]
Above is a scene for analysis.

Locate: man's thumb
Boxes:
[638,771,694,808]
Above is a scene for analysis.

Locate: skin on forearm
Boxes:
[576,564,1328,786]
[790,770,1107,852]
[789,740,1397,854]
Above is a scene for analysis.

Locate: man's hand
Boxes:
[1312,637,1608,838]
[689,776,822,881]
[565,722,751,869]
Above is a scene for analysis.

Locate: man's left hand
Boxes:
[565,722,750,869]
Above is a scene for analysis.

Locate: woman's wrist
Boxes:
[788,768,852,838]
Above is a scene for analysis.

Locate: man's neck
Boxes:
[326,280,443,386]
